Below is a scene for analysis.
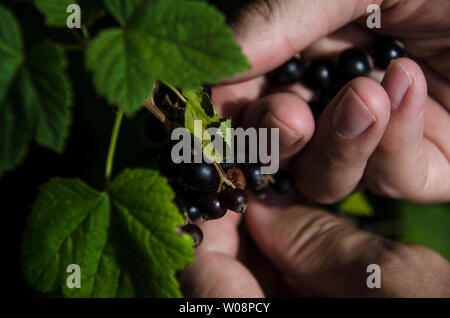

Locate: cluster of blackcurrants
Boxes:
[145,84,296,247]
[268,37,405,119]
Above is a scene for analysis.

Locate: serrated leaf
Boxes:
[85,28,155,114]
[103,0,142,26]
[0,4,22,103]
[128,0,250,89]
[86,0,249,114]
[34,0,74,27]
[0,8,72,176]
[22,178,110,296]
[22,169,194,297]
[338,191,374,217]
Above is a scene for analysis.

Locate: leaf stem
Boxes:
[143,98,172,134]
[105,109,124,188]
[160,80,187,103]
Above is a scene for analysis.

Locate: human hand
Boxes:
[180,0,450,298]
[213,0,450,204]
[180,196,450,297]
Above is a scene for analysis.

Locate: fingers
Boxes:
[225,0,382,83]
[179,212,264,297]
[239,92,315,162]
[245,198,450,297]
[365,58,450,202]
[292,77,390,204]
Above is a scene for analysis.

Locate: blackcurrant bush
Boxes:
[303,59,334,91]
[179,223,203,247]
[272,170,295,194]
[220,188,248,213]
[336,48,371,82]
[182,163,219,191]
[187,205,202,221]
[373,37,405,69]
[144,114,168,144]
[198,191,227,220]
[269,58,305,85]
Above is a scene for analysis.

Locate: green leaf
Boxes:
[34,0,74,27]
[85,28,155,115]
[337,191,374,217]
[183,88,232,162]
[103,0,142,26]
[128,0,250,89]
[397,202,450,261]
[86,0,249,114]
[0,7,72,176]
[22,169,194,297]
[0,4,22,103]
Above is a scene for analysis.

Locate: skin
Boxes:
[179,0,450,297]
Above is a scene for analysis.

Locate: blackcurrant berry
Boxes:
[239,164,262,191]
[220,188,248,213]
[202,84,212,97]
[179,223,203,247]
[303,59,334,91]
[187,205,202,221]
[198,191,227,220]
[182,163,219,191]
[145,114,168,144]
[272,170,295,194]
[269,58,305,85]
[373,37,405,69]
[336,48,371,82]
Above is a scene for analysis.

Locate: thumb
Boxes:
[245,197,450,297]
[227,0,382,83]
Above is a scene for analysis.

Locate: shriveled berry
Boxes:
[225,167,246,190]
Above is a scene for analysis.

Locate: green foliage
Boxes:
[34,0,74,27]
[0,5,72,176]
[22,169,195,297]
[86,0,249,114]
[183,88,231,162]
[397,202,450,261]
[337,191,374,217]
[103,0,142,26]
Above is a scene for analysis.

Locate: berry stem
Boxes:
[143,98,172,134]
[160,80,187,104]
[213,162,235,191]
[105,108,124,189]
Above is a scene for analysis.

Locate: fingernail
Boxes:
[260,111,302,149]
[332,87,376,139]
[382,60,412,110]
